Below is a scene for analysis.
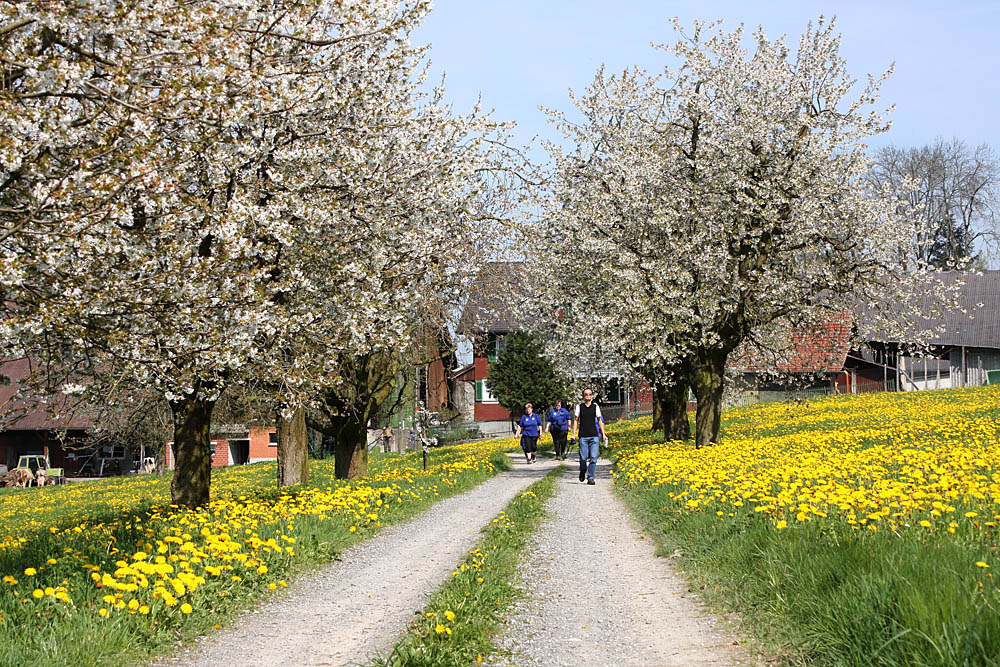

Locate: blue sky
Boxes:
[413,0,1000,157]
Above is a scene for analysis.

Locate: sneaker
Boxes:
[579,468,586,482]
[587,478,595,485]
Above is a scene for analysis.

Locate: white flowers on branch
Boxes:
[534,17,951,447]
[0,0,510,503]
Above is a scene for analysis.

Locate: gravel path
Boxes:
[492,456,753,667]
[154,454,558,667]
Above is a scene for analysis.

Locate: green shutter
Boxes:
[475,380,483,402]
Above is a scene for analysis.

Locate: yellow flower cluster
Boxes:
[0,437,516,625]
[608,386,1000,538]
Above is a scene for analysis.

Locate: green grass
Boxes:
[371,465,563,666]
[0,441,517,666]
[608,388,1000,667]
[621,486,1000,666]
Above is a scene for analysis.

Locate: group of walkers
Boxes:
[513,388,609,485]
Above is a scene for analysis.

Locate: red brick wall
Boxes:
[166,427,277,469]
[211,440,229,467]
[248,427,277,461]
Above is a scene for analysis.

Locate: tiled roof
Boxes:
[732,313,852,373]
[0,358,93,431]
[457,261,530,334]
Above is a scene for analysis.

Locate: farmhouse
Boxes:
[0,357,93,474]
[456,262,652,434]
[731,271,1000,402]
[876,270,1000,390]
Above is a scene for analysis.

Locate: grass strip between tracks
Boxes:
[372,464,564,666]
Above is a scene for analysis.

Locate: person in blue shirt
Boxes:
[544,399,571,460]
[514,402,543,464]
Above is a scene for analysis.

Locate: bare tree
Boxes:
[870,138,999,268]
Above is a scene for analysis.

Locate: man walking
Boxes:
[545,399,571,460]
[570,387,608,485]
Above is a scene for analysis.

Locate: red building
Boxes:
[164,425,278,469]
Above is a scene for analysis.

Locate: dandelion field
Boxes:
[0,438,516,666]
[608,385,1000,666]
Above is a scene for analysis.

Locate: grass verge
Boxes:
[619,487,1000,666]
[372,465,563,666]
[606,387,1000,666]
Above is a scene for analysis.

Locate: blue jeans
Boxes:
[578,436,600,480]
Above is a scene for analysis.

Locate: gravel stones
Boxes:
[491,457,752,666]
[153,455,558,667]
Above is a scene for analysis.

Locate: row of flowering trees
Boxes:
[530,18,955,448]
[0,0,512,506]
[3,5,963,504]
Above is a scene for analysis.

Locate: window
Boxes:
[269,431,278,447]
[604,380,622,404]
[476,380,499,404]
[487,334,506,363]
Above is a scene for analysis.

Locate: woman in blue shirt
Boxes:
[545,399,571,460]
[514,402,543,464]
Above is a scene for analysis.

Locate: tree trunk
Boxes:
[689,348,728,448]
[657,381,691,441]
[276,406,308,486]
[651,388,664,431]
[168,393,216,508]
[333,416,368,479]
[309,350,400,480]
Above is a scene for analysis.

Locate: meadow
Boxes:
[607,385,1000,666]
[0,438,516,666]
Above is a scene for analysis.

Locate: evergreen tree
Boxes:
[486,333,570,417]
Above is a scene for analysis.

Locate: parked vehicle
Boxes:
[15,454,64,485]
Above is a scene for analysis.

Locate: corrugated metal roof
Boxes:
[865,271,1000,348]
[919,271,1000,348]
[0,358,93,431]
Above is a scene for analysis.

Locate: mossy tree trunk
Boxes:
[655,380,691,441]
[308,350,399,480]
[276,405,308,486]
[689,347,729,448]
[331,416,369,478]
[168,387,217,508]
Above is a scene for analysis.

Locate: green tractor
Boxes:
[14,454,64,486]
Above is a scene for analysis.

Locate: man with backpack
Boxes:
[570,387,608,485]
[544,399,571,460]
